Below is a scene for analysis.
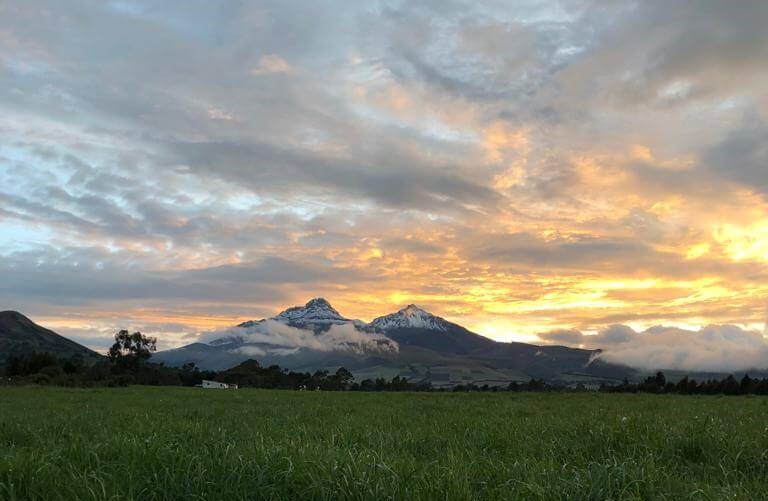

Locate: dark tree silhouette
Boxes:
[333,367,354,389]
[108,330,156,372]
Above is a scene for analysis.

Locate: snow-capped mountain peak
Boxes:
[205,298,399,356]
[272,297,350,326]
[369,304,449,332]
[235,298,353,330]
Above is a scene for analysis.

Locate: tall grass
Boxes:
[1,387,766,500]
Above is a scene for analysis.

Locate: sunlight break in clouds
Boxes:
[2,1,768,370]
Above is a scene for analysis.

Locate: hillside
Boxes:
[0,311,102,365]
[155,299,635,385]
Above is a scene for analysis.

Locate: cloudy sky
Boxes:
[2,1,768,355]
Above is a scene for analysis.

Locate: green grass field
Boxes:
[1,388,767,500]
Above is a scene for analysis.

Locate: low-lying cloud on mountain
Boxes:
[199,320,398,356]
[540,324,768,372]
[155,298,631,382]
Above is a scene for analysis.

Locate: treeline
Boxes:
[448,379,552,392]
[0,330,427,391]
[215,359,428,391]
[604,371,768,395]
[2,331,214,387]
[1,352,427,391]
[6,330,768,394]
[2,351,207,387]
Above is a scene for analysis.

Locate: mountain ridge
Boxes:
[237,297,366,332]
[154,298,634,385]
[0,301,635,385]
[369,304,450,332]
[0,310,102,365]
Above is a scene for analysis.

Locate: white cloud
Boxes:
[541,324,768,372]
[234,345,266,357]
[203,320,398,356]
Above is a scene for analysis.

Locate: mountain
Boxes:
[365,304,630,382]
[155,299,635,385]
[367,304,497,354]
[155,298,394,370]
[270,297,360,329]
[237,297,366,332]
[369,304,450,332]
[0,311,102,365]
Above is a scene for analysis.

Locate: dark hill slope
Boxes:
[0,311,102,365]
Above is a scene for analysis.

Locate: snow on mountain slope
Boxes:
[368,304,449,332]
[199,298,397,356]
[232,319,397,354]
[274,297,350,325]
[154,298,634,381]
[237,298,364,330]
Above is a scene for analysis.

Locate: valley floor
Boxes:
[1,387,767,500]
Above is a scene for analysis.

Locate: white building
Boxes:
[201,380,238,389]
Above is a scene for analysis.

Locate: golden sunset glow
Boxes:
[714,222,768,262]
[2,1,768,357]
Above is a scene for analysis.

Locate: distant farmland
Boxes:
[1,388,767,500]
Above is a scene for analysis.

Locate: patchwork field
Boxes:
[1,387,767,500]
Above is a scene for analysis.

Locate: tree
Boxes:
[722,374,740,395]
[180,362,202,386]
[63,353,85,374]
[740,374,754,394]
[333,367,354,389]
[5,355,23,377]
[108,330,156,372]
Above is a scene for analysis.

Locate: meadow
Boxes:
[1,387,767,500]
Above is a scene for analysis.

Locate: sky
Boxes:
[2,1,768,365]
